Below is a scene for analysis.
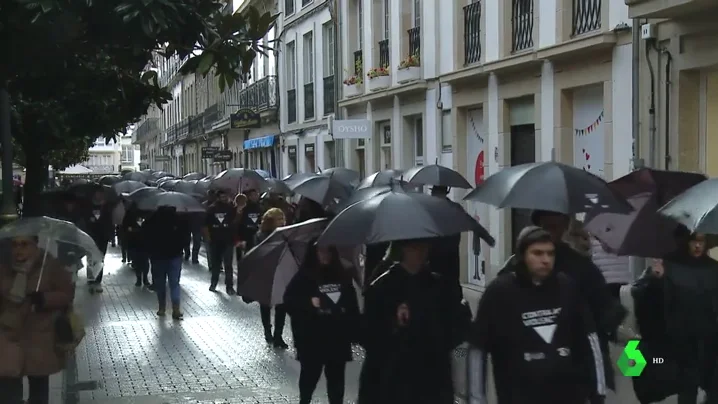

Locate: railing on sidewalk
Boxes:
[323,75,335,115]
[378,39,390,68]
[511,0,534,52]
[572,0,601,36]
[304,82,315,120]
[464,1,482,65]
[287,89,297,123]
[408,27,421,58]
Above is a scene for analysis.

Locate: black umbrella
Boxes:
[124,187,165,203]
[402,164,472,189]
[317,186,491,246]
[609,168,706,205]
[464,161,632,214]
[262,178,293,196]
[182,172,206,181]
[98,175,122,186]
[285,173,353,207]
[122,172,149,182]
[658,178,718,234]
[191,179,210,196]
[329,185,393,214]
[152,171,173,178]
[158,179,180,190]
[211,168,266,192]
[112,180,147,194]
[136,191,205,213]
[68,183,116,201]
[356,169,405,190]
[172,180,200,195]
[321,167,361,187]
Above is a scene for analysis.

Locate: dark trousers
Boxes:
[184,230,202,261]
[209,243,234,287]
[299,360,346,404]
[91,242,108,283]
[132,248,150,280]
[0,375,50,404]
[260,304,286,336]
[152,256,182,306]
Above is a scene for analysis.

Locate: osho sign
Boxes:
[331,119,371,139]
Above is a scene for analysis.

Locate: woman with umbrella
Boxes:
[284,240,360,404]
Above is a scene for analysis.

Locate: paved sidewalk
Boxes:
[65,246,363,403]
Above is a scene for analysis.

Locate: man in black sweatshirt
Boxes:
[468,226,606,404]
[85,187,114,293]
[204,190,237,294]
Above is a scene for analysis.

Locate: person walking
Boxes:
[0,235,75,404]
[142,206,190,320]
[284,241,360,404]
[203,190,237,294]
[84,187,114,293]
[468,226,606,404]
[183,211,203,265]
[254,208,289,348]
[236,189,262,261]
[121,201,150,287]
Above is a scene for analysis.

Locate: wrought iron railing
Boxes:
[511,0,534,52]
[188,115,204,139]
[572,0,601,36]
[378,39,390,68]
[176,118,189,140]
[323,75,335,115]
[203,103,219,130]
[285,0,295,15]
[408,27,421,58]
[353,50,363,76]
[464,1,482,65]
[287,89,297,123]
[304,83,315,120]
[238,75,278,112]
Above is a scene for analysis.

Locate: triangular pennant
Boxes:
[93,210,101,220]
[215,213,226,223]
[326,291,341,304]
[533,324,557,344]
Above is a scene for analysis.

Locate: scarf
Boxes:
[7,259,35,304]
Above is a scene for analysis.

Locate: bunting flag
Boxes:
[575,110,604,136]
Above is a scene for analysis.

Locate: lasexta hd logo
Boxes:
[617,340,647,376]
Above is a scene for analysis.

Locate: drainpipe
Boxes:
[663,49,672,170]
[630,20,645,279]
[329,0,344,168]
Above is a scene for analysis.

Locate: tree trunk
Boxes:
[23,151,48,217]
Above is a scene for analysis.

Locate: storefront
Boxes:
[243,134,279,177]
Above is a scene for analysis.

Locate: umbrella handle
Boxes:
[35,224,53,292]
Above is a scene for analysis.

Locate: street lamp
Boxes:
[0,87,19,225]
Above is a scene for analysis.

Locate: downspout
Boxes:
[663,49,672,170]
[645,35,657,168]
[632,20,643,169]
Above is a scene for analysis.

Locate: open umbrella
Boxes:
[136,191,205,213]
[237,218,329,305]
[68,183,116,201]
[112,180,147,194]
[609,168,706,204]
[262,178,293,195]
[356,169,405,189]
[158,179,180,190]
[124,187,165,203]
[658,178,718,234]
[285,173,353,207]
[152,171,173,178]
[182,172,206,181]
[172,180,201,196]
[464,161,632,214]
[211,168,266,192]
[317,186,490,246]
[255,169,272,179]
[122,171,149,182]
[191,179,211,196]
[98,175,121,186]
[321,167,361,187]
[402,164,472,189]
[329,185,393,214]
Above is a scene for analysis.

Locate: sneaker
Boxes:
[93,285,103,293]
[157,309,166,317]
[121,258,126,263]
[209,284,217,292]
[273,337,288,349]
[226,286,236,295]
[147,284,155,291]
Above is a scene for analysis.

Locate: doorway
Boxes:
[510,123,535,252]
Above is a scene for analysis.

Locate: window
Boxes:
[413,0,421,27]
[285,0,295,16]
[286,41,296,90]
[322,23,335,76]
[302,0,312,7]
[121,145,133,162]
[357,0,363,49]
[414,117,424,163]
[303,32,314,84]
[383,0,390,40]
[441,111,452,152]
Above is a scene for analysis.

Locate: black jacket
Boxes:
[142,208,190,260]
[84,202,114,251]
[204,202,237,244]
[357,264,470,404]
[121,205,147,250]
[284,268,360,363]
[237,201,262,247]
[469,260,605,404]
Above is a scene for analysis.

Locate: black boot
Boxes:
[142,274,150,286]
[263,327,273,344]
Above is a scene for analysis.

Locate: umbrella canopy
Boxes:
[356,169,405,190]
[211,168,266,192]
[321,167,361,187]
[68,183,116,201]
[191,179,210,196]
[136,191,205,213]
[172,180,200,195]
[0,216,103,278]
[182,172,206,181]
[285,173,353,207]
[158,179,180,190]
[152,171,173,178]
[237,218,329,306]
[402,164,472,189]
[464,161,632,214]
[329,185,393,214]
[124,187,165,203]
[112,180,147,194]
[123,171,149,182]
[262,178,293,195]
[317,187,488,246]
[70,178,91,185]
[658,178,718,234]
[609,168,706,204]
[255,169,272,179]
[60,165,93,174]
[98,175,122,186]
[584,192,679,258]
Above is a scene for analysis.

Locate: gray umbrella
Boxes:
[122,172,149,182]
[112,180,147,194]
[211,168,266,192]
[285,173,353,207]
[317,187,490,246]
[98,175,122,186]
[321,167,361,187]
[402,164,472,189]
[356,169,405,189]
[152,171,173,178]
[237,218,329,306]
[172,180,200,195]
[136,191,205,213]
[182,172,205,181]
[329,185,393,214]
[158,179,180,190]
[658,178,718,233]
[124,187,165,203]
[190,179,211,196]
[262,178,293,195]
[464,161,632,214]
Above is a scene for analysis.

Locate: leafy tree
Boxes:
[1,0,277,214]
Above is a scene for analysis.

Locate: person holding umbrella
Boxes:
[427,185,462,290]
[203,190,238,295]
[84,186,115,293]
[284,240,360,404]
[121,201,150,287]
[236,189,262,267]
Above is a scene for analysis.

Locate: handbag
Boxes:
[55,307,85,353]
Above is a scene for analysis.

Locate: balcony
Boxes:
[237,76,279,114]
[408,27,421,58]
[304,83,315,120]
[625,0,716,18]
[287,89,297,124]
[353,50,363,75]
[135,118,160,143]
[464,2,482,65]
[176,118,190,140]
[511,0,534,52]
[378,39,390,68]
[203,104,220,130]
[572,0,601,36]
[188,115,204,138]
[323,75,335,115]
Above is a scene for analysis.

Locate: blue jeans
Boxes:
[151,256,182,306]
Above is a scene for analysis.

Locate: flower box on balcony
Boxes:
[397,66,421,84]
[368,75,391,91]
[344,83,363,98]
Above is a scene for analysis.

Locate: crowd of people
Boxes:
[2,168,718,404]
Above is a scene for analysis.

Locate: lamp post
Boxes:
[0,87,18,225]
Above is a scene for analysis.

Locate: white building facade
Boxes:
[278,0,338,177]
[84,137,121,174]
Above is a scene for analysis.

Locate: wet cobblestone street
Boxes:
[65,246,363,404]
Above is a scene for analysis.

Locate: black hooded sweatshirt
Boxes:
[468,257,606,404]
[237,201,262,248]
[204,201,237,245]
[85,202,114,252]
[142,207,190,260]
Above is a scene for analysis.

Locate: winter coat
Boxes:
[121,205,147,250]
[84,203,114,252]
[358,263,471,404]
[142,208,190,260]
[590,237,631,285]
[284,269,360,363]
[0,254,74,377]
